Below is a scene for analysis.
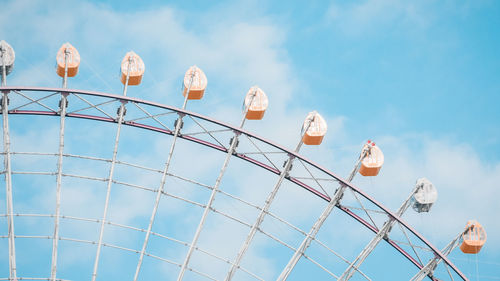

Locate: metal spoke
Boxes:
[91,65,132,281]
[133,74,193,281]
[50,92,68,281]
[276,145,368,281]
[301,254,340,279]
[175,90,262,281]
[2,89,17,281]
[339,183,422,281]
[225,137,305,281]
[176,124,245,280]
[410,231,463,281]
[51,52,71,281]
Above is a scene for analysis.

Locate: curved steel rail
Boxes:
[0,86,468,281]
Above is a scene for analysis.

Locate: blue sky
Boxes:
[0,0,499,280]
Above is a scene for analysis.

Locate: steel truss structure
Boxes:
[0,86,469,281]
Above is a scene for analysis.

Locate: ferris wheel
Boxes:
[0,40,486,281]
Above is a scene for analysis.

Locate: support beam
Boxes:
[176,92,256,281]
[410,232,463,281]
[276,144,370,281]
[339,182,424,281]
[2,64,17,281]
[133,74,194,281]
[2,87,17,280]
[91,59,132,281]
[224,115,317,281]
[51,47,70,281]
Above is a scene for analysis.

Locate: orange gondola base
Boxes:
[302,134,325,145]
[56,42,80,78]
[359,141,384,176]
[245,110,265,120]
[460,220,486,254]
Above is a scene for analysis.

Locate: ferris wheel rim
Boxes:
[0,85,468,281]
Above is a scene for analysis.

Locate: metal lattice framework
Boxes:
[0,86,469,281]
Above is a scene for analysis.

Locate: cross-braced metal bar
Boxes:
[224,148,300,281]
[224,115,317,281]
[339,181,425,281]
[276,143,370,281]
[10,90,58,113]
[411,231,465,281]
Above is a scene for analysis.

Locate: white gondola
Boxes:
[411,178,438,213]
[182,65,207,100]
[0,40,15,76]
[301,111,327,145]
[120,51,145,86]
[243,86,268,120]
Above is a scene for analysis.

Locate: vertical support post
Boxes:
[176,91,257,281]
[276,144,370,281]
[50,46,69,281]
[91,56,132,281]
[133,74,195,281]
[224,115,315,281]
[2,47,18,281]
[339,182,422,281]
